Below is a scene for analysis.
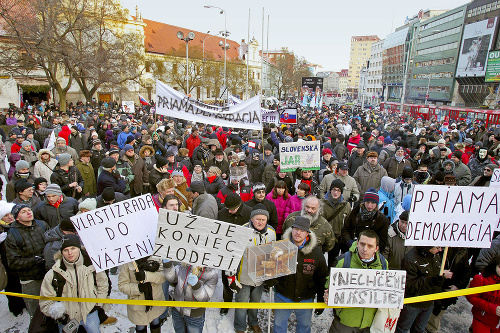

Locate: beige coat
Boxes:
[118,262,167,325]
[40,251,108,324]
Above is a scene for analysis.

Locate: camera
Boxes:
[62,319,79,333]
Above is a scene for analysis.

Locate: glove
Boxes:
[227,275,242,294]
[138,283,148,293]
[34,256,45,264]
[0,232,7,242]
[314,309,324,316]
[135,270,146,282]
[112,170,121,179]
[187,273,199,286]
[348,194,357,202]
[56,313,70,325]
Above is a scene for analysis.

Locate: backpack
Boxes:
[382,148,395,159]
[342,250,387,270]
[8,220,48,248]
[51,251,97,297]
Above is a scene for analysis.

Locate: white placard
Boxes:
[279,141,321,173]
[156,80,262,130]
[122,101,134,113]
[405,185,499,248]
[490,168,500,188]
[328,268,406,309]
[70,194,158,272]
[153,209,254,271]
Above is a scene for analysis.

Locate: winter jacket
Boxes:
[36,121,53,146]
[164,263,218,317]
[265,192,291,234]
[185,134,201,158]
[123,154,149,195]
[97,169,126,196]
[217,203,252,226]
[33,195,79,229]
[34,150,58,183]
[43,225,66,270]
[50,165,85,200]
[116,131,130,149]
[383,157,412,179]
[453,161,472,186]
[139,145,155,171]
[75,161,97,196]
[347,151,366,176]
[333,242,388,329]
[382,222,412,270]
[246,198,279,232]
[476,235,500,271]
[148,166,170,194]
[203,175,225,197]
[341,204,390,252]
[12,195,41,210]
[19,148,38,171]
[284,195,303,218]
[68,132,86,152]
[333,143,349,161]
[237,222,276,286]
[378,188,395,223]
[262,163,278,187]
[402,247,445,308]
[347,134,360,153]
[51,145,78,162]
[353,162,388,197]
[393,179,417,207]
[58,126,71,144]
[5,219,49,281]
[321,194,351,248]
[319,173,360,201]
[91,148,106,178]
[283,211,334,253]
[216,184,253,207]
[40,250,108,324]
[174,181,192,210]
[191,192,218,219]
[6,173,34,202]
[274,228,328,302]
[118,261,166,325]
[467,273,500,329]
[378,146,396,166]
[248,160,265,184]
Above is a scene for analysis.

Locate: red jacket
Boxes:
[466,273,500,328]
[347,134,361,153]
[186,134,201,158]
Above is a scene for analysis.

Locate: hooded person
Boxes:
[6,159,34,202]
[50,153,85,201]
[34,149,58,183]
[393,166,417,207]
[378,176,396,223]
[468,148,490,180]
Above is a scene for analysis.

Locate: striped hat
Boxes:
[363,187,379,204]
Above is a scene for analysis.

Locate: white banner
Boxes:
[122,101,134,113]
[156,80,262,130]
[490,168,500,188]
[70,194,158,273]
[405,185,499,248]
[279,141,321,172]
[153,210,253,271]
[328,268,406,309]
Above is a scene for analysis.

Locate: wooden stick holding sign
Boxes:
[439,247,449,276]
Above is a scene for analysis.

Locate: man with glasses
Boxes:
[246,183,279,231]
[470,163,498,186]
[319,161,359,202]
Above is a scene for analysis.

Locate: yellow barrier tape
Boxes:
[2,283,500,309]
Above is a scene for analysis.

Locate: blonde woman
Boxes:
[152,178,176,210]
[203,166,225,196]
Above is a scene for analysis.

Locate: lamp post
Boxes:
[205,5,229,105]
[177,31,195,96]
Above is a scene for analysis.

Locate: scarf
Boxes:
[49,195,63,208]
[191,172,205,183]
[135,257,160,312]
[208,175,217,184]
[360,205,377,222]
[325,192,343,209]
[395,154,403,162]
[476,175,492,187]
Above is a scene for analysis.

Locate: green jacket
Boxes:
[331,242,389,329]
[76,161,97,196]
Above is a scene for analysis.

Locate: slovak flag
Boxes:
[139,94,149,106]
[279,109,297,124]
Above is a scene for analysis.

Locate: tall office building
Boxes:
[347,35,380,97]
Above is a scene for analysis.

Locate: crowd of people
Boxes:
[0,100,499,333]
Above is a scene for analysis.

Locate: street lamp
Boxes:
[177,31,196,96]
[205,5,229,105]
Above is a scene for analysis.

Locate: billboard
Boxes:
[301,77,323,108]
[485,50,500,82]
[456,17,498,77]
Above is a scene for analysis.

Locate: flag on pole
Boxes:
[139,94,149,106]
[46,129,56,150]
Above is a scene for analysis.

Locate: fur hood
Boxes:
[282,227,318,255]
[388,222,405,239]
[37,149,55,160]
[139,145,155,158]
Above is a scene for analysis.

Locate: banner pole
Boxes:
[439,247,449,276]
[267,287,273,333]
[132,261,144,283]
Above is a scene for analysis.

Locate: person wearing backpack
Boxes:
[325,230,389,332]
[4,203,50,317]
[39,234,108,333]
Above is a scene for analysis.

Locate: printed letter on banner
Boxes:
[153,210,254,272]
[490,169,500,188]
[328,268,406,309]
[279,141,320,173]
[70,194,159,272]
[405,185,499,248]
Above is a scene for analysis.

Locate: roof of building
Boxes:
[142,18,240,60]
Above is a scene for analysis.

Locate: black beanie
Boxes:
[59,217,76,232]
[399,210,409,222]
[60,234,81,251]
[102,187,115,202]
[329,179,345,193]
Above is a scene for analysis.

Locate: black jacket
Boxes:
[245,197,279,231]
[203,176,225,196]
[33,195,80,229]
[5,220,49,281]
[217,203,252,226]
[91,149,106,178]
[50,165,85,200]
[273,228,328,302]
[207,158,230,180]
[97,169,126,196]
[247,160,265,184]
[148,167,170,194]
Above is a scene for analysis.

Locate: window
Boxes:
[421,10,464,30]
[419,26,461,43]
[416,42,459,56]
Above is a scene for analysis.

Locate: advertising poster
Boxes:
[301,77,323,108]
[485,51,500,82]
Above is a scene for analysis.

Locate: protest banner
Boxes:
[153,210,254,271]
[490,168,500,188]
[70,194,158,273]
[279,141,320,173]
[327,268,406,309]
[122,101,134,113]
[156,80,262,130]
[405,185,499,248]
[262,110,279,125]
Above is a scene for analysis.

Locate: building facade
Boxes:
[347,35,380,97]
[363,39,384,105]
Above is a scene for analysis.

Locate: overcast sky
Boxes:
[121,0,468,72]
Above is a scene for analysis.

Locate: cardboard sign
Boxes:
[405,185,499,248]
[490,168,500,188]
[279,141,320,172]
[328,268,406,309]
[153,210,254,271]
[70,194,158,273]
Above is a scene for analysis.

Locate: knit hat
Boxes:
[34,177,48,189]
[108,148,120,155]
[45,184,63,196]
[15,160,30,172]
[56,137,66,143]
[264,144,272,151]
[377,136,384,141]
[123,144,134,152]
[101,157,116,168]
[363,187,379,204]
[399,210,409,222]
[322,148,332,156]
[79,198,97,212]
[292,216,311,232]
[21,141,31,148]
[186,181,205,194]
[59,217,76,232]
[102,187,116,202]
[11,203,29,220]
[0,201,15,219]
[250,203,269,219]
[464,138,473,145]
[252,183,266,192]
[92,139,102,146]
[384,136,393,144]
[224,193,242,210]
[15,179,33,193]
[60,234,81,251]
[165,151,175,157]
[453,150,463,159]
[126,134,135,144]
[171,169,183,177]
[58,153,72,166]
[155,155,168,169]
[475,142,483,148]
[329,179,345,193]
[402,166,414,179]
